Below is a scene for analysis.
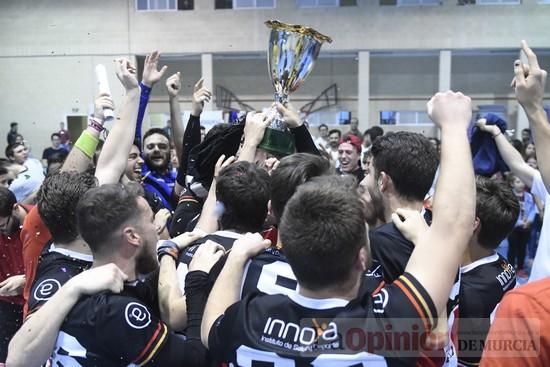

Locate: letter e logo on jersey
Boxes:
[34,279,61,301]
[373,288,389,314]
[125,302,151,329]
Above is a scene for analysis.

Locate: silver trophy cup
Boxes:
[258,20,332,156]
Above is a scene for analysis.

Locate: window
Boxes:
[380,111,433,126]
[216,0,275,9]
[136,0,193,11]
[457,0,519,4]
[297,0,356,6]
[380,0,440,5]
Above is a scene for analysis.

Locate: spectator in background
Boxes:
[41,133,68,167]
[326,128,341,163]
[521,127,531,147]
[200,125,206,142]
[314,123,329,150]
[45,151,67,176]
[58,121,70,148]
[336,133,364,182]
[6,123,18,146]
[507,173,536,278]
[5,143,45,203]
[511,138,524,154]
[524,142,536,160]
[362,126,384,158]
[348,117,362,138]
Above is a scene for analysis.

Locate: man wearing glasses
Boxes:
[0,187,28,364]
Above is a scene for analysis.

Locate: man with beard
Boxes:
[0,187,27,363]
[326,129,341,163]
[336,133,364,182]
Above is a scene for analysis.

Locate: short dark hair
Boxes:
[143,128,170,144]
[371,132,438,202]
[0,187,16,217]
[38,172,97,244]
[280,175,368,291]
[76,184,141,255]
[364,126,384,142]
[5,143,24,159]
[51,133,61,140]
[205,123,229,141]
[318,124,328,131]
[200,125,206,131]
[511,139,524,154]
[216,161,271,233]
[10,122,17,128]
[328,129,341,138]
[475,176,519,250]
[271,153,331,224]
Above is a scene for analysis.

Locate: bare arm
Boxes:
[476,119,536,188]
[403,91,475,318]
[201,233,270,348]
[238,112,272,163]
[514,41,550,192]
[6,265,127,367]
[95,59,140,185]
[166,72,185,169]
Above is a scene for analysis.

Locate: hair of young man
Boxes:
[216,161,271,233]
[10,122,17,128]
[318,124,328,131]
[143,128,170,144]
[280,175,369,291]
[0,187,16,217]
[5,143,24,159]
[475,176,519,250]
[270,153,331,224]
[371,131,438,202]
[204,123,229,141]
[37,172,97,244]
[328,129,342,138]
[364,126,384,142]
[76,184,142,256]
[50,133,61,140]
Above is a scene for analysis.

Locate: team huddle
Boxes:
[1,41,549,366]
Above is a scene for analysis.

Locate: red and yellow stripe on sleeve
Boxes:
[393,273,436,333]
[133,321,168,366]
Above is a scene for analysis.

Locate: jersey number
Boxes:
[255,261,298,297]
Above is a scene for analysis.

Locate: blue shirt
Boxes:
[515,191,537,228]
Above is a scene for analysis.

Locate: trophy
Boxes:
[258,20,332,156]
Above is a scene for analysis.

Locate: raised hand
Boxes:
[154,208,172,235]
[188,240,225,273]
[93,92,115,122]
[243,112,273,148]
[512,40,548,114]
[475,118,501,137]
[142,50,168,88]
[0,274,25,297]
[230,233,271,260]
[214,154,236,179]
[114,58,139,91]
[275,102,302,128]
[427,91,472,130]
[191,78,212,117]
[165,72,181,98]
[391,208,429,245]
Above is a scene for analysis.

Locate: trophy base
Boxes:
[258,128,296,157]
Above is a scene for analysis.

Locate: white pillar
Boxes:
[439,50,452,92]
[358,51,370,129]
[201,53,213,111]
[516,50,530,139]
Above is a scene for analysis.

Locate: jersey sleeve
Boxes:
[374,272,437,334]
[207,300,242,360]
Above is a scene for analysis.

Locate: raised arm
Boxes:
[276,103,320,156]
[476,118,536,188]
[61,94,113,173]
[201,233,270,348]
[403,91,475,316]
[514,41,550,192]
[238,112,272,163]
[6,264,127,367]
[95,59,140,185]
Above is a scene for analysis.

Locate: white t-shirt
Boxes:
[528,170,550,282]
[9,158,45,202]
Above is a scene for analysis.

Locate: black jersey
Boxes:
[27,246,92,316]
[209,272,437,366]
[50,271,208,367]
[457,253,516,367]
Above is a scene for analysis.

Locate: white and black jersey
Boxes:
[209,272,437,366]
[457,253,516,367]
[49,271,209,367]
[27,245,93,317]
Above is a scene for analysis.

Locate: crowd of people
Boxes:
[0,42,549,366]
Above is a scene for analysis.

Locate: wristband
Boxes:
[157,240,179,262]
[74,130,100,159]
[88,117,105,133]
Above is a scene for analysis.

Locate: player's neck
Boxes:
[386,194,423,223]
[298,277,360,301]
[93,257,137,282]
[461,242,494,267]
[55,238,92,255]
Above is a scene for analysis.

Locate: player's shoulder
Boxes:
[461,253,516,292]
[370,223,413,250]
